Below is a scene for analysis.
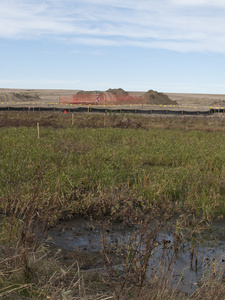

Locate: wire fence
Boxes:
[1,105,223,115]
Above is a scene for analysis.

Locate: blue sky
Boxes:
[1,0,225,93]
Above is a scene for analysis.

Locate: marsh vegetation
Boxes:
[0,112,225,299]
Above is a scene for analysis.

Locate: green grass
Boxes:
[1,114,225,222]
[1,112,225,299]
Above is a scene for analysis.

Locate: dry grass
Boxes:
[0,111,225,299]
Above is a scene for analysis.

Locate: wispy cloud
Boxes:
[1,0,225,53]
[170,0,225,7]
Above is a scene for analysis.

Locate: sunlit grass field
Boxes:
[1,113,225,223]
[1,112,225,299]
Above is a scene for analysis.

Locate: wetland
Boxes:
[1,112,225,299]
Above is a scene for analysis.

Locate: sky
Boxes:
[1,0,225,93]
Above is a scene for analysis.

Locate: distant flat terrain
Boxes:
[166,92,225,107]
[1,88,225,109]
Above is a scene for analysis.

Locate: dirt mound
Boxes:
[76,91,96,96]
[0,92,41,102]
[106,88,128,95]
[67,88,177,105]
[73,89,134,104]
[73,91,98,103]
[138,90,177,105]
[105,88,134,103]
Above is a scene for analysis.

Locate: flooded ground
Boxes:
[47,218,225,295]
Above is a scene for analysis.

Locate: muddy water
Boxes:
[48,218,225,294]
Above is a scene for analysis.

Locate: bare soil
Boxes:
[74,88,136,104]
[166,92,225,107]
[138,90,177,105]
[1,88,225,108]
[0,88,80,104]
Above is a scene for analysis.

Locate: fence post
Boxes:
[37,122,40,139]
[72,113,74,126]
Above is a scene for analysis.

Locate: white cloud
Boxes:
[70,37,119,46]
[1,0,225,53]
